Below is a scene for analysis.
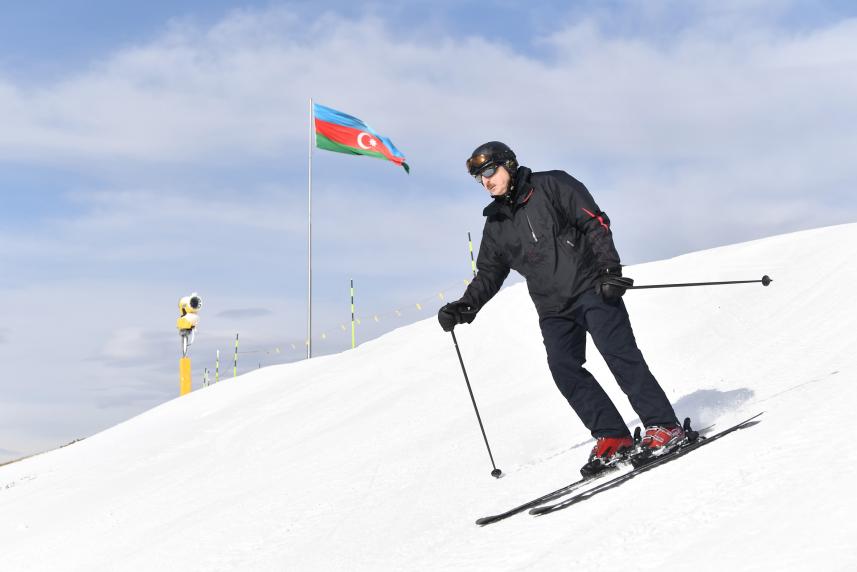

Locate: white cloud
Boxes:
[1,7,852,203]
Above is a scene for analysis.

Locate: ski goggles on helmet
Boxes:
[476,164,501,180]
[466,153,500,181]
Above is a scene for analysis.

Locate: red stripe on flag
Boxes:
[314,118,404,167]
[315,118,359,147]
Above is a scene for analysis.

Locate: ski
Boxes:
[475,419,709,526]
[475,466,621,526]
[529,412,764,516]
[474,417,717,525]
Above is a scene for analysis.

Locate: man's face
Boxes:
[481,165,511,197]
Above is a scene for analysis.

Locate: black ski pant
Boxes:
[539,291,678,438]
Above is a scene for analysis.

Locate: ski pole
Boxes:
[450,330,503,479]
[627,274,772,290]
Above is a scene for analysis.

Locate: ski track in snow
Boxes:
[1,223,857,571]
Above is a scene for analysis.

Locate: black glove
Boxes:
[596,267,634,302]
[437,301,478,332]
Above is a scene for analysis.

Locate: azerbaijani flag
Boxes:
[313,103,409,173]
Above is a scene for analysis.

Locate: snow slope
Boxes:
[2,223,856,571]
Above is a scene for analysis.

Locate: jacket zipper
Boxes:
[525,212,538,243]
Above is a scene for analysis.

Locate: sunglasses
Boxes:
[466,153,501,181]
[475,164,500,181]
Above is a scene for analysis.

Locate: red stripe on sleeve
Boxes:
[581,207,610,232]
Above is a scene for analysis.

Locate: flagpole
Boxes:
[307,97,313,359]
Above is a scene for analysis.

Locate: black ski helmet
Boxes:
[466,141,518,181]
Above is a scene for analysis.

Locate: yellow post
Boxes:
[180,356,192,396]
[177,292,202,396]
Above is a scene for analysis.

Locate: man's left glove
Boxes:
[437,301,478,332]
[596,267,635,302]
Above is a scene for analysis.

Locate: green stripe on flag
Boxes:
[316,133,388,161]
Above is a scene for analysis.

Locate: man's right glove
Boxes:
[437,301,478,332]
[596,267,635,302]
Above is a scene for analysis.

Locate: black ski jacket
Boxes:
[460,167,621,318]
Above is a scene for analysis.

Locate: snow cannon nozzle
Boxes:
[491,469,503,479]
[761,275,772,287]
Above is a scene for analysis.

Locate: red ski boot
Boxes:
[580,436,634,477]
[639,425,686,456]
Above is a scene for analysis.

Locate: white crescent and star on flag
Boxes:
[357,132,379,150]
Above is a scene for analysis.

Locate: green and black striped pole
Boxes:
[468,232,477,278]
[350,279,356,349]
[216,349,220,383]
[233,333,239,378]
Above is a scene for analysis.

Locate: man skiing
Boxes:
[438,141,684,477]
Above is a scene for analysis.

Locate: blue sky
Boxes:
[1,0,856,461]
[2,0,854,71]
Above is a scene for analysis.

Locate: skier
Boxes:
[438,141,685,477]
